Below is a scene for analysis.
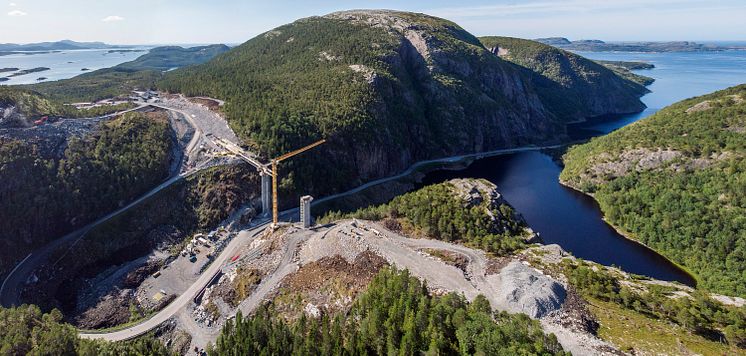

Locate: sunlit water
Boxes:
[0,48,151,85]
[421,50,746,284]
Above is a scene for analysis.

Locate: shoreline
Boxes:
[556,178,699,287]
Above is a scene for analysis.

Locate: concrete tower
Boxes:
[300,195,314,228]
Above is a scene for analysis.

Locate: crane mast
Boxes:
[271,139,326,226]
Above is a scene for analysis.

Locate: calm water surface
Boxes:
[423,50,746,285]
[0,48,150,85]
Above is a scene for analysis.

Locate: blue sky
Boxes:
[2,0,745,45]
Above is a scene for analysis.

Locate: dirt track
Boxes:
[214,220,615,355]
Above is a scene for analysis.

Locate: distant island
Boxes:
[535,37,746,52]
[0,40,124,52]
[6,67,51,78]
[107,49,146,54]
[0,50,60,57]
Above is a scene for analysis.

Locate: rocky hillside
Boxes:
[23,163,261,316]
[0,86,134,128]
[561,84,746,298]
[321,178,536,256]
[159,10,645,202]
[0,87,61,127]
[0,112,174,277]
[479,36,648,120]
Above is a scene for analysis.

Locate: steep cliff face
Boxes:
[480,36,648,121]
[161,11,560,201]
[160,10,644,202]
[318,11,561,182]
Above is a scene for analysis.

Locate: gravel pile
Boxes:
[492,261,566,318]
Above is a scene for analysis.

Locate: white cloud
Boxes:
[7,9,26,16]
[101,15,124,22]
[9,2,16,6]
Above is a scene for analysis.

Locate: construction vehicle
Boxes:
[270,139,326,227]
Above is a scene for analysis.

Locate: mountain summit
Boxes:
[160,10,646,200]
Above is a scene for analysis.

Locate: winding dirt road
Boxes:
[3,128,563,341]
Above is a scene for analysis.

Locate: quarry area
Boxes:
[111,218,620,355]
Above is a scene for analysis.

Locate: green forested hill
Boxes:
[479,36,649,119]
[0,86,134,128]
[561,84,746,297]
[0,112,174,276]
[321,179,532,256]
[115,44,230,71]
[159,10,645,202]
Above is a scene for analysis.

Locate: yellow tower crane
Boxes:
[271,139,326,226]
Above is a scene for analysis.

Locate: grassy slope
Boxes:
[561,84,746,297]
[595,60,655,86]
[27,68,162,103]
[590,298,738,355]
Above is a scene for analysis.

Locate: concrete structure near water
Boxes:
[300,195,314,228]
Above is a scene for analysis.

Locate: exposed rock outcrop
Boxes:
[161,10,646,202]
[0,104,30,128]
[480,36,648,121]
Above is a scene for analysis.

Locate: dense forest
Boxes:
[158,11,605,203]
[0,112,174,276]
[320,179,531,256]
[212,268,567,355]
[0,305,171,355]
[478,36,649,119]
[115,45,230,72]
[561,84,746,297]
